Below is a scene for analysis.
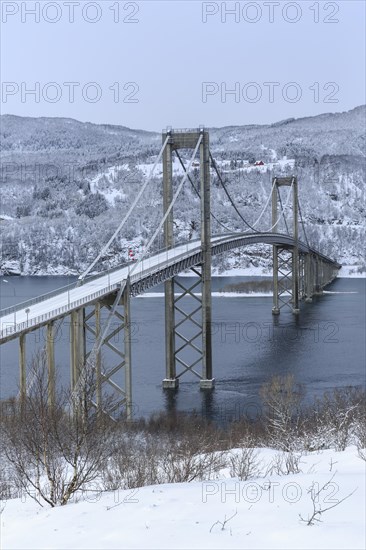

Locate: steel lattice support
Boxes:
[162,266,212,386]
[46,321,56,409]
[19,333,26,405]
[70,308,85,390]
[162,129,214,389]
[299,254,305,301]
[85,294,132,420]
[72,284,132,419]
[272,246,295,313]
[272,176,300,314]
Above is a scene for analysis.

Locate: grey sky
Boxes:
[0,0,365,131]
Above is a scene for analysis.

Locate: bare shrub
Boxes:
[0,464,17,502]
[101,420,227,491]
[101,434,161,490]
[210,509,238,533]
[2,353,116,507]
[226,416,266,450]
[228,445,261,481]
[260,374,304,451]
[159,439,226,484]
[357,447,366,461]
[299,473,357,526]
[266,451,303,476]
[352,391,366,460]
[304,387,365,452]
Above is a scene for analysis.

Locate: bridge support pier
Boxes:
[94,302,102,410]
[314,257,323,295]
[292,249,300,314]
[70,309,85,391]
[272,247,296,314]
[272,245,280,315]
[162,130,178,389]
[305,254,314,303]
[163,276,179,389]
[162,267,215,388]
[46,321,55,408]
[123,280,133,420]
[19,333,26,403]
[200,129,214,389]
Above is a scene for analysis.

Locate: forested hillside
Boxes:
[1,106,365,275]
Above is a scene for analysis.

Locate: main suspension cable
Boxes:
[209,151,259,232]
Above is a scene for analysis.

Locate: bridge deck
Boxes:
[0,233,340,343]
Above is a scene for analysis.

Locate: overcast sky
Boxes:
[1,0,365,131]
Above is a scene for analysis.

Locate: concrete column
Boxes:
[305,254,313,302]
[124,278,133,420]
[314,258,323,295]
[70,308,85,390]
[200,130,214,389]
[301,256,305,298]
[19,333,26,403]
[272,245,280,314]
[70,311,77,390]
[292,178,300,314]
[272,180,280,315]
[95,302,102,411]
[162,133,178,389]
[46,322,55,408]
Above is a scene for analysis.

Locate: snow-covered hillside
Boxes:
[0,107,365,276]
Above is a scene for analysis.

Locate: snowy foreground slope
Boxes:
[1,446,365,550]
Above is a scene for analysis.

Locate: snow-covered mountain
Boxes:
[0,107,365,275]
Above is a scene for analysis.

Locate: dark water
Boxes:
[0,276,365,422]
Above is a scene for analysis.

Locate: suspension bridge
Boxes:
[0,128,341,418]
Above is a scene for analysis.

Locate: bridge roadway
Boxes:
[0,232,340,343]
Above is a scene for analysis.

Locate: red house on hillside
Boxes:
[254,160,265,166]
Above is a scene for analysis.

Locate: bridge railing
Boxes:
[0,280,78,318]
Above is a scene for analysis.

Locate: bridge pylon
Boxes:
[162,128,214,390]
[271,177,340,314]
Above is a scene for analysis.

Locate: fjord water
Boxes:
[0,276,365,421]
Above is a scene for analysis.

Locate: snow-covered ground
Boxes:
[88,165,128,205]
[211,266,272,277]
[212,265,366,278]
[337,266,366,278]
[217,156,296,174]
[1,446,364,550]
